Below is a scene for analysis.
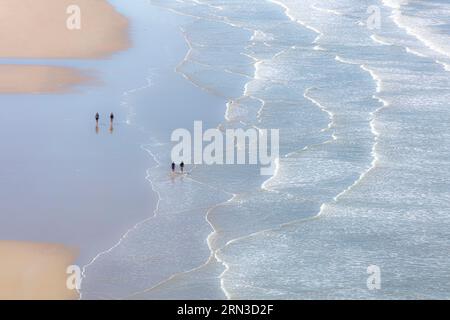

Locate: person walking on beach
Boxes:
[95,113,100,134]
[171,162,176,173]
[180,161,184,173]
[109,113,115,134]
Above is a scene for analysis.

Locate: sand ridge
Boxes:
[0,241,79,300]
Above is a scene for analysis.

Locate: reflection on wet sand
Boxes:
[0,65,91,94]
[0,0,129,59]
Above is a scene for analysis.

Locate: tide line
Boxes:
[79,143,162,299]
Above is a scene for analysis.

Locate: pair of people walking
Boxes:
[95,112,115,134]
[172,162,185,173]
[95,112,114,124]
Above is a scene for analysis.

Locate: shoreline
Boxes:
[0,0,130,59]
[0,64,93,94]
[79,2,232,299]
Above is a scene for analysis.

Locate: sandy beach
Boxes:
[0,241,78,300]
[0,0,129,93]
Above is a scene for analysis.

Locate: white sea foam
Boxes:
[335,55,384,95]
[261,157,280,191]
[370,34,393,46]
[303,87,335,135]
[122,71,154,126]
[335,55,357,65]
[360,65,382,93]
[311,4,342,16]
[387,7,450,59]
[267,0,297,23]
[251,30,274,42]
[268,0,323,42]
[191,0,224,11]
[313,45,326,51]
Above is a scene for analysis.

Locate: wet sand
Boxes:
[0,241,79,300]
[0,0,129,93]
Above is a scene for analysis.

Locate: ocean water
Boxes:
[80,0,450,299]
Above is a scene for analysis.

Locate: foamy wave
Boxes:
[335,55,383,93]
[405,47,427,58]
[335,55,357,65]
[251,30,274,42]
[360,65,382,93]
[314,45,326,51]
[267,0,297,23]
[370,34,393,46]
[311,4,342,16]
[261,157,280,191]
[436,60,450,72]
[191,0,224,11]
[268,0,323,41]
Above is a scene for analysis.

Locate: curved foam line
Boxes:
[370,10,450,71]
[382,0,409,9]
[191,0,224,11]
[148,0,387,300]
[333,55,389,199]
[330,65,388,202]
[370,34,393,46]
[268,0,323,44]
[172,5,307,297]
[311,4,342,16]
[79,144,162,299]
[122,71,153,126]
[405,47,427,58]
[261,157,280,191]
[123,186,236,300]
[304,87,335,134]
[360,65,382,93]
[371,33,433,61]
